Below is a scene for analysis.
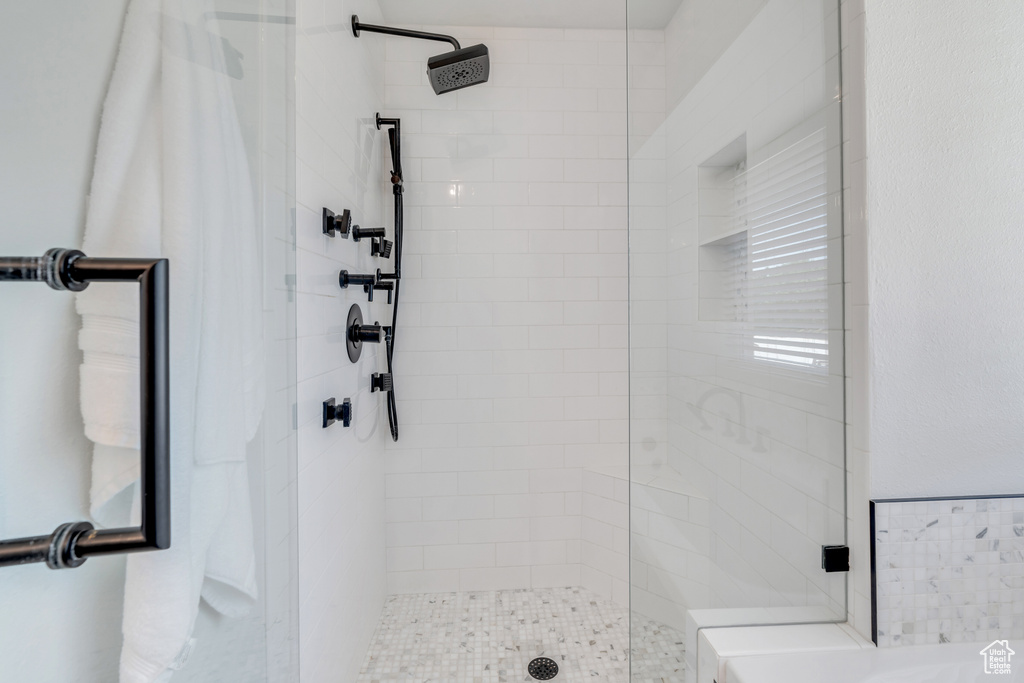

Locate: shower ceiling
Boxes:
[376,0,685,29]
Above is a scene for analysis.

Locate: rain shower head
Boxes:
[351,15,489,95]
[427,44,490,95]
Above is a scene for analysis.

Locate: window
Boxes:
[698,122,831,374]
[743,125,829,373]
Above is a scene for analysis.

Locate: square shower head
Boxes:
[427,44,490,95]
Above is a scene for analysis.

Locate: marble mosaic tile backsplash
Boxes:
[871,496,1024,647]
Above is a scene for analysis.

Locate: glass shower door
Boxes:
[626,0,846,677]
[0,1,297,680]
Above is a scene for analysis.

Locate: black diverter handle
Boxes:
[367,280,393,304]
[351,321,383,344]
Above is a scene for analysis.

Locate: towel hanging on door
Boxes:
[76,0,265,680]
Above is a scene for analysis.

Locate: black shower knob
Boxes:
[322,207,352,238]
[346,302,384,362]
[350,322,383,344]
[339,270,375,289]
[352,225,386,242]
[322,397,352,428]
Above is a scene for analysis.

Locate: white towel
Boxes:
[77,0,265,680]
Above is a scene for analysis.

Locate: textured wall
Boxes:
[864,0,1024,498]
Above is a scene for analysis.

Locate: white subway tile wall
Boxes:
[625,22,671,613]
[290,1,863,673]
[380,25,629,596]
[872,497,1024,647]
[295,0,391,680]
[581,469,631,605]
[629,473,713,633]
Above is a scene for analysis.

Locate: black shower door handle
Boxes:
[0,248,170,569]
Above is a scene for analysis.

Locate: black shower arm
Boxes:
[351,15,461,51]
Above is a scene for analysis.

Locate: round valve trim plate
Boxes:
[347,303,363,363]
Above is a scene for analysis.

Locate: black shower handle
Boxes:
[339,270,391,303]
[352,225,386,242]
[0,248,170,569]
[339,270,375,289]
[366,280,393,304]
[350,321,383,344]
[323,207,352,238]
[322,397,352,429]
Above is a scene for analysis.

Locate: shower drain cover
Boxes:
[527,657,559,680]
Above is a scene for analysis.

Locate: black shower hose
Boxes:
[385,185,402,441]
[385,124,403,441]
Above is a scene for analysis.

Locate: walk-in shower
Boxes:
[2,0,845,681]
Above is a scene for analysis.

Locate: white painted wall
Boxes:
[0,4,130,678]
[379,24,630,598]
[864,1,1024,499]
[293,0,390,679]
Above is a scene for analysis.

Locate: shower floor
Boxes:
[356,586,686,682]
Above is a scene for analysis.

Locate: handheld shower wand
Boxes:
[375,113,404,441]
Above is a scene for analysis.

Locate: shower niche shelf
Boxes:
[697,134,747,323]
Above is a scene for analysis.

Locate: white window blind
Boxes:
[735,126,829,373]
